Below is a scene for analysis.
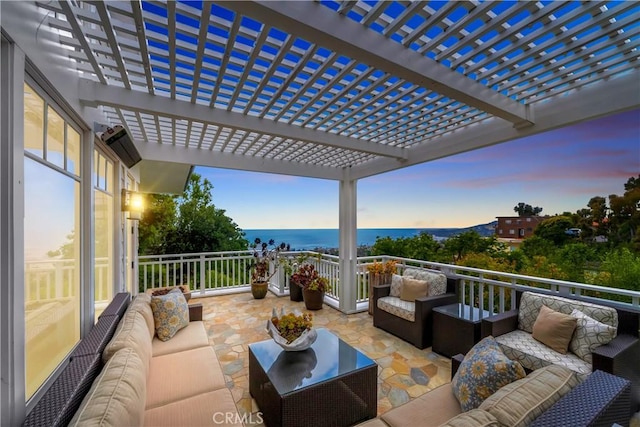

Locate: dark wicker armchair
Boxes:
[372,276,458,349]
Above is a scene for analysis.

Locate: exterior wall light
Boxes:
[121,189,144,220]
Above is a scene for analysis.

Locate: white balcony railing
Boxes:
[138,251,640,314]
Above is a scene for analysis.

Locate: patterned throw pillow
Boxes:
[150,288,189,341]
[452,336,526,412]
[570,309,616,363]
[390,274,403,297]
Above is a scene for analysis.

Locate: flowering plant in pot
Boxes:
[282,253,309,302]
[301,274,329,311]
[266,308,317,351]
[248,238,289,299]
[366,260,398,314]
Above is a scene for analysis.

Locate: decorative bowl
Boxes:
[266,308,317,351]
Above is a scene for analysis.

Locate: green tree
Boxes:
[520,235,556,259]
[514,202,543,217]
[595,248,640,292]
[551,243,597,283]
[608,175,640,247]
[534,216,574,245]
[138,173,247,255]
[138,194,177,255]
[443,230,502,262]
[370,232,442,261]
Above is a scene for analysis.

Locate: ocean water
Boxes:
[243,228,443,250]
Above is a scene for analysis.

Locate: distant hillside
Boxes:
[425,221,497,239]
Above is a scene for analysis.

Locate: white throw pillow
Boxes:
[570,308,616,363]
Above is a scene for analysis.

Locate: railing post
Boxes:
[54,262,63,298]
[199,254,206,296]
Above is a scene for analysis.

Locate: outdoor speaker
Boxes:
[100,125,141,168]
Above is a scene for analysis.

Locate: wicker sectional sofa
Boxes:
[23,292,241,427]
[482,290,640,410]
[357,356,631,427]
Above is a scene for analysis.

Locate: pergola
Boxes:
[3,0,639,312]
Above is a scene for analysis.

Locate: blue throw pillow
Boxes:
[150,288,189,341]
[451,336,526,411]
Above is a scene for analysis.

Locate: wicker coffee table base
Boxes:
[249,349,377,427]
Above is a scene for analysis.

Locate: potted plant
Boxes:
[286,254,310,302]
[296,266,329,310]
[249,238,289,299]
[366,260,397,314]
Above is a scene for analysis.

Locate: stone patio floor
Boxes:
[199,291,452,424]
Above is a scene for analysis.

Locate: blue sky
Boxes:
[198,109,640,229]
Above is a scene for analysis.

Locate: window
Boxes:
[509,229,515,235]
[526,217,532,222]
[23,82,82,399]
[505,219,512,224]
[94,150,114,320]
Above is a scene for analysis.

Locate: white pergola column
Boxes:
[0,37,26,426]
[338,171,357,313]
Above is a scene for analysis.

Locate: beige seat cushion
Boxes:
[357,419,391,427]
[532,305,577,354]
[144,388,242,427]
[400,277,429,302]
[440,409,500,427]
[479,364,579,427]
[146,346,226,409]
[151,320,210,357]
[381,383,461,427]
[69,347,146,427]
[377,296,415,322]
[496,330,591,376]
[103,310,152,375]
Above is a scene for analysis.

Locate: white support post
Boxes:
[338,171,357,313]
[0,37,26,426]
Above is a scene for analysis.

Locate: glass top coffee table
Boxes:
[249,328,377,427]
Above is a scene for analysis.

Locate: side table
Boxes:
[433,303,490,357]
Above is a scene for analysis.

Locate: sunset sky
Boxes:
[198,109,640,230]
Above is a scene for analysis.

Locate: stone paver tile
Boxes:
[198,292,452,419]
[407,384,431,398]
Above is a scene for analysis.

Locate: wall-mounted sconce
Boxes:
[121,189,144,220]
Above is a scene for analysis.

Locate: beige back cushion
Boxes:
[69,347,146,427]
[403,268,447,296]
[479,364,579,427]
[103,310,152,376]
[532,305,577,354]
[400,277,429,302]
[128,294,155,339]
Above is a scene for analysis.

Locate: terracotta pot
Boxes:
[289,279,304,302]
[302,288,324,310]
[251,281,268,299]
